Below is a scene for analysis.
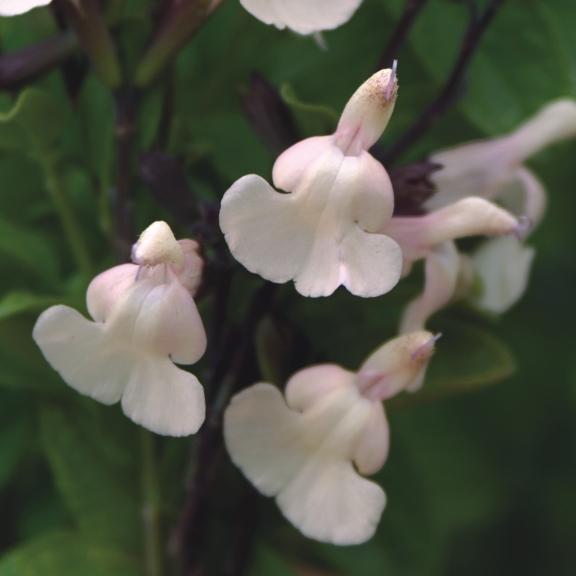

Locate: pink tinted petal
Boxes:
[0,0,51,16]
[353,403,389,475]
[400,241,460,333]
[285,364,355,412]
[174,239,204,296]
[86,263,138,323]
[272,136,334,192]
[389,197,519,261]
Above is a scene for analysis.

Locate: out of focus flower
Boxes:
[33,221,207,437]
[220,68,403,298]
[239,0,363,35]
[224,331,436,545]
[0,0,51,16]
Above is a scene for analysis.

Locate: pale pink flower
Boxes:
[220,68,403,298]
[0,0,51,16]
[224,331,436,545]
[33,221,207,437]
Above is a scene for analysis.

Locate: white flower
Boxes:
[33,221,207,437]
[239,0,363,35]
[220,68,403,298]
[0,0,51,16]
[224,331,436,545]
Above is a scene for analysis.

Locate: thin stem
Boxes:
[62,0,122,89]
[114,89,138,260]
[377,0,430,69]
[42,157,93,277]
[141,430,164,576]
[135,0,224,87]
[0,32,78,90]
[382,0,507,164]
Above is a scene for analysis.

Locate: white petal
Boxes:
[33,305,131,405]
[272,136,334,192]
[400,241,460,333]
[240,0,364,34]
[174,239,204,296]
[131,279,207,365]
[285,364,355,412]
[224,383,306,496]
[86,263,138,322]
[220,174,316,285]
[121,357,205,437]
[352,403,389,476]
[472,236,535,314]
[278,458,385,545]
[0,0,51,16]
[497,167,547,228]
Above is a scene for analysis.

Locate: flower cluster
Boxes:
[17,0,576,548]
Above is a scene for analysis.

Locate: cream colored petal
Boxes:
[285,364,355,412]
[224,383,306,496]
[272,136,334,192]
[132,221,183,267]
[0,0,51,16]
[220,174,315,285]
[131,279,207,365]
[86,263,138,322]
[472,235,535,314]
[121,357,205,437]
[352,403,389,476]
[33,305,130,405]
[335,69,398,154]
[240,0,363,34]
[277,458,385,545]
[400,241,460,333]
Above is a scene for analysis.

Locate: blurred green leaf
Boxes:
[280,83,338,136]
[0,532,140,576]
[0,88,66,158]
[0,292,60,322]
[39,406,141,550]
[250,545,297,576]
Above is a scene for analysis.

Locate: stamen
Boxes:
[513,215,533,241]
[411,332,441,362]
[385,60,398,101]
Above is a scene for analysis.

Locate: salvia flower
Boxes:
[405,99,576,323]
[239,0,364,35]
[33,221,207,437]
[0,0,51,16]
[220,68,403,298]
[224,331,436,545]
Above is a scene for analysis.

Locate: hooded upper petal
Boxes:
[239,0,364,34]
[0,0,51,16]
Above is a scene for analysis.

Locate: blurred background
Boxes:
[0,0,575,575]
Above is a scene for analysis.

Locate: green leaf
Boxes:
[0,88,66,158]
[0,532,140,576]
[39,406,141,550]
[0,292,61,322]
[0,216,59,285]
[280,83,338,137]
[250,546,297,576]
